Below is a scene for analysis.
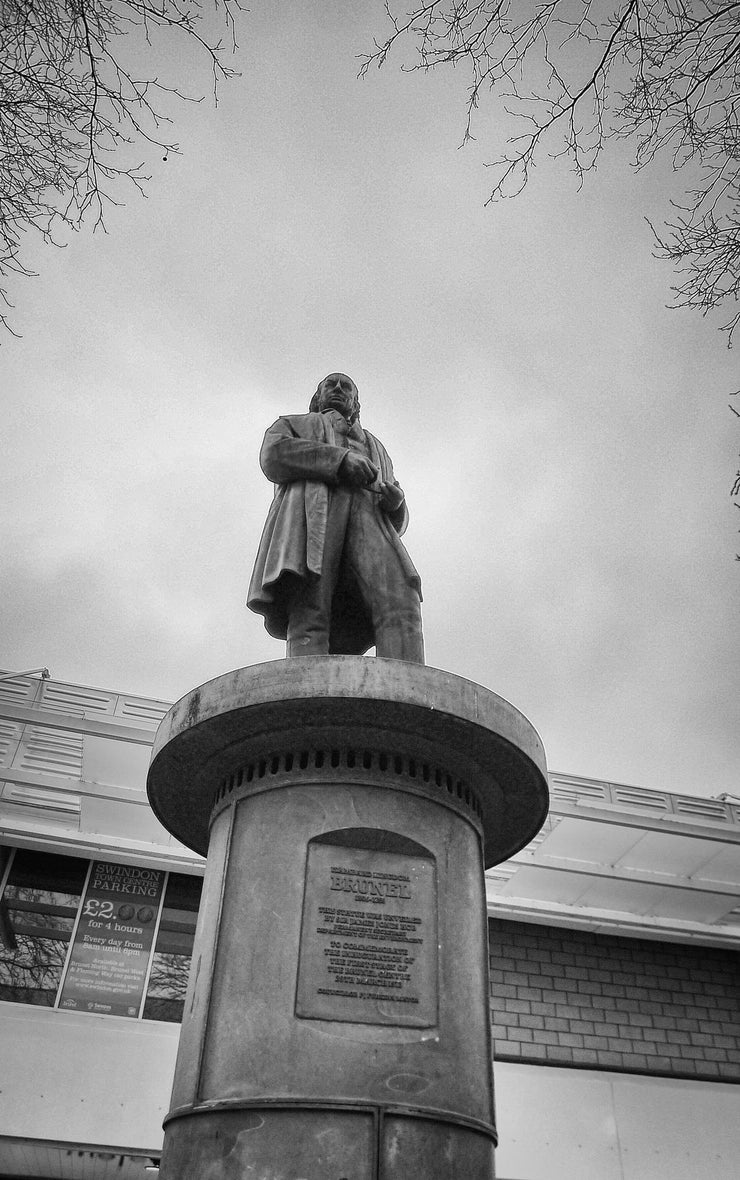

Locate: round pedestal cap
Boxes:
[147,658,549,867]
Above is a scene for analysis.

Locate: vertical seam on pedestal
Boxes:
[375,1106,382,1180]
[195,798,236,1104]
[478,821,497,1131]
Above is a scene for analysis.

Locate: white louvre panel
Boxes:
[549,775,609,805]
[0,720,23,767]
[115,695,169,725]
[673,794,737,822]
[12,725,84,779]
[38,679,114,716]
[0,675,42,706]
[2,782,82,816]
[37,679,166,727]
[550,773,740,830]
[611,784,671,814]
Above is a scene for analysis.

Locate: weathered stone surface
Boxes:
[148,659,548,1178]
[147,657,548,867]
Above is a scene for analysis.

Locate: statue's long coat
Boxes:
[247,412,422,654]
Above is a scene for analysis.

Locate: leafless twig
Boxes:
[0,0,242,332]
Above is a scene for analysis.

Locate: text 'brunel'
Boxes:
[330,865,411,902]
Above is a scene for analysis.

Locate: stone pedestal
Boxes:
[147,658,548,1179]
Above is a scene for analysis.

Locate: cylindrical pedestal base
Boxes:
[147,659,548,1179]
[161,1109,496,1178]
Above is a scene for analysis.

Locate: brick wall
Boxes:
[488,918,740,1082]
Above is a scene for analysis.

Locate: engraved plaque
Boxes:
[296,835,438,1027]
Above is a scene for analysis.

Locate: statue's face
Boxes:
[315,373,359,420]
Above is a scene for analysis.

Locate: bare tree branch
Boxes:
[0,0,242,332]
[362,1,740,343]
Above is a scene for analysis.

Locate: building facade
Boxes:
[1,670,738,1179]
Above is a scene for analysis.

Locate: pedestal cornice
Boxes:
[147,657,548,867]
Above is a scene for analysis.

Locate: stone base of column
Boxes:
[147,657,548,1180]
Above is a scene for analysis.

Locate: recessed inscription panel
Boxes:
[296,840,438,1027]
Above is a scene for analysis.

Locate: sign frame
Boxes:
[57,860,167,1018]
[295,835,438,1028]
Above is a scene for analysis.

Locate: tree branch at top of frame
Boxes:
[362,0,740,345]
[0,0,243,334]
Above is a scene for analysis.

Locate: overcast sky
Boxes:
[2,3,738,800]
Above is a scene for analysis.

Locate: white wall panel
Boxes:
[0,1003,178,1152]
[494,1063,740,1180]
[495,1064,623,1179]
[83,735,151,790]
[81,794,176,845]
[615,1075,740,1180]
[3,1008,739,1174]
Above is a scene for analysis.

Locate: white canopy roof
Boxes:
[487,773,740,947]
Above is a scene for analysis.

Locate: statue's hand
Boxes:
[340,452,379,488]
[378,481,405,514]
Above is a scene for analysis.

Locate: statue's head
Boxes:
[310,373,360,424]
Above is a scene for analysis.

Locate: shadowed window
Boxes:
[142,872,202,1023]
[0,847,87,1006]
[0,847,203,1022]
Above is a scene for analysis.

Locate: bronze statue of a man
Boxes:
[247,373,424,663]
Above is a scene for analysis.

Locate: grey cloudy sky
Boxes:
[2,3,738,799]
